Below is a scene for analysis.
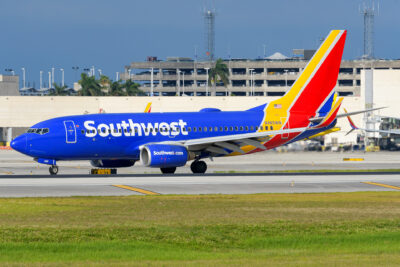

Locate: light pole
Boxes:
[204,67,210,96]
[72,66,79,81]
[128,69,131,79]
[177,70,181,96]
[60,68,64,87]
[284,69,288,88]
[150,68,154,96]
[40,71,43,89]
[21,67,26,89]
[51,67,55,87]
[116,72,119,81]
[48,72,51,89]
[98,69,102,76]
[182,72,185,95]
[249,68,254,96]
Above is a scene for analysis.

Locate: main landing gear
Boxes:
[49,165,59,175]
[190,160,207,174]
[159,160,208,174]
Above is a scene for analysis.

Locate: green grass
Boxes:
[1,192,400,266]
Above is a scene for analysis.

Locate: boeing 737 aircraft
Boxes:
[11,30,366,175]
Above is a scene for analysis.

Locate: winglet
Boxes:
[344,108,359,136]
[344,108,359,130]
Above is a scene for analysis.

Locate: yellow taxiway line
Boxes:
[112,185,160,195]
[343,158,364,161]
[362,181,400,191]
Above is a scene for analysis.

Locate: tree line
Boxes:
[50,73,145,96]
[50,59,229,96]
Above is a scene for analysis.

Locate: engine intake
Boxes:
[90,159,135,168]
[140,144,189,168]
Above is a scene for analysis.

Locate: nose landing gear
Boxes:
[49,165,59,175]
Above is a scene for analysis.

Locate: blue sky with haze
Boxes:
[1,0,398,87]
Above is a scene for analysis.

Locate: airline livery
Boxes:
[12,30,355,175]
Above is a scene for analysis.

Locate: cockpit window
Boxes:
[26,128,49,135]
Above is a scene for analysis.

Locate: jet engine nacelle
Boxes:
[140,144,190,168]
[90,159,136,168]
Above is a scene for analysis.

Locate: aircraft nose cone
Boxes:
[11,135,27,154]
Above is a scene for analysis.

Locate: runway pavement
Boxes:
[0,172,399,197]
[1,150,400,197]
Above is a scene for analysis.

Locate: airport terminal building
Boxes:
[121,55,400,98]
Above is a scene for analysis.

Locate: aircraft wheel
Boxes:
[160,167,176,174]
[190,160,207,174]
[49,165,58,175]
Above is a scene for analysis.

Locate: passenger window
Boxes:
[235,126,238,131]
[204,127,207,132]
[229,126,233,131]
[198,127,202,132]
[188,127,191,132]
[250,126,254,131]
[255,126,259,130]
[240,126,243,131]
[245,126,249,131]
[102,129,106,133]
[224,126,228,131]
[271,126,273,130]
[209,127,212,132]
[81,130,85,134]
[193,127,197,132]
[260,126,264,131]
[219,127,223,131]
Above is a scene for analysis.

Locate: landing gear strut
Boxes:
[160,167,176,174]
[191,160,207,174]
[49,165,58,175]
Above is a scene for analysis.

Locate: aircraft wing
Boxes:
[336,107,385,118]
[344,109,400,136]
[158,126,309,155]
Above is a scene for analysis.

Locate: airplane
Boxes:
[11,29,369,175]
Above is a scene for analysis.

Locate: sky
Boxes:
[1,0,399,88]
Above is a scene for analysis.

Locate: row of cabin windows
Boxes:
[82,125,274,135]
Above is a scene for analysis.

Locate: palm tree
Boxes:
[125,79,146,96]
[78,73,103,96]
[49,84,69,96]
[208,58,229,96]
[109,81,126,96]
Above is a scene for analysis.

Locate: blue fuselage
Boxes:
[11,109,335,162]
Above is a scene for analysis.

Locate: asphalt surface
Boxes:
[1,150,400,197]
